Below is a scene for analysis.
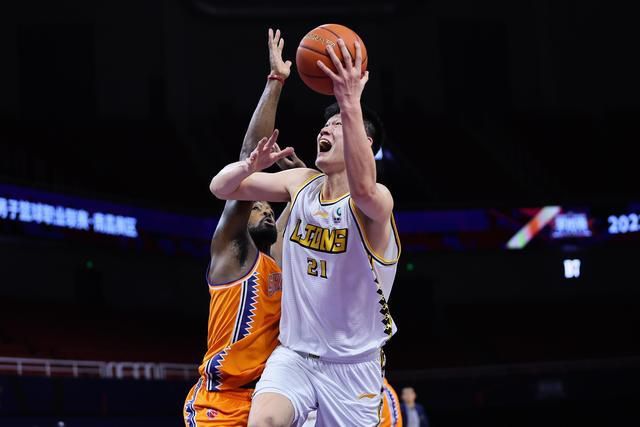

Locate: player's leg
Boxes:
[313,356,384,427]
[248,392,295,427]
[249,346,317,427]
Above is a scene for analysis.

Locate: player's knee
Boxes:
[248,407,293,427]
[249,391,295,427]
[248,416,288,427]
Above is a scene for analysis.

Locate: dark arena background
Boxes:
[1,1,639,426]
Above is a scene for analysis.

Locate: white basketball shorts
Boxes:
[254,345,383,427]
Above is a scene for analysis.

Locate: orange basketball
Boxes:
[296,24,368,96]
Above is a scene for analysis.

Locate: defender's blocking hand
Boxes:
[245,129,295,173]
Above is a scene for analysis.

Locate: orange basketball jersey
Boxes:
[381,377,403,427]
[198,252,282,391]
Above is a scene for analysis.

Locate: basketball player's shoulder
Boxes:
[351,183,395,215]
[285,167,322,184]
[284,168,323,195]
[258,251,281,272]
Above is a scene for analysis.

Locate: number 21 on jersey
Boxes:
[307,257,328,279]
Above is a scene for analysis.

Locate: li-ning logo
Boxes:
[267,272,282,296]
[313,210,329,219]
[357,392,378,400]
[206,409,219,419]
[333,207,343,224]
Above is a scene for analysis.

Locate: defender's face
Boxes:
[248,201,276,232]
[315,114,345,173]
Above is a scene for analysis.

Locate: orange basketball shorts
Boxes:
[183,378,253,426]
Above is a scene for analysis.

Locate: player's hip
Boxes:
[279,325,392,362]
[184,378,255,426]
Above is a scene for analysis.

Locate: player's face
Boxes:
[315,113,345,173]
[247,201,277,245]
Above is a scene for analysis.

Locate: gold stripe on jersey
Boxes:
[348,199,401,266]
[289,218,348,254]
[319,191,350,206]
[282,173,325,239]
[290,173,324,210]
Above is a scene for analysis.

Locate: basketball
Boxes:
[296,24,368,96]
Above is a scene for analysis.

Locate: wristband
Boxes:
[267,74,285,85]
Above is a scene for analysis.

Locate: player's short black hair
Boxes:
[323,102,386,155]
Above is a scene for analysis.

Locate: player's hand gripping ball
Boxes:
[296,24,368,95]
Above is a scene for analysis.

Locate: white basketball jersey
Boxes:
[279,174,401,360]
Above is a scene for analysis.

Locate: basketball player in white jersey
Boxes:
[210,36,400,426]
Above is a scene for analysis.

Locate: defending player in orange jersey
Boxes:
[183,28,304,426]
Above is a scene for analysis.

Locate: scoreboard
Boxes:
[396,204,640,252]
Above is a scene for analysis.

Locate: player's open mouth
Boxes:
[262,217,275,226]
[318,139,332,153]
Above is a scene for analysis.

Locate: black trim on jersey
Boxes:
[377,286,393,337]
[318,191,350,206]
[365,249,394,338]
[349,222,394,338]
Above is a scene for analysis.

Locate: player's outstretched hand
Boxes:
[317,38,369,104]
[246,129,295,173]
[273,142,306,170]
[268,28,292,80]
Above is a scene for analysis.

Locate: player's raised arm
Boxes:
[240,28,291,160]
[209,28,293,260]
[211,28,293,203]
[317,39,393,223]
